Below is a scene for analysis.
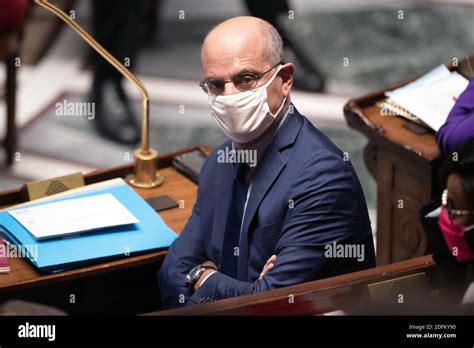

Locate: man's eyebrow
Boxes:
[203,68,261,80]
[234,68,260,75]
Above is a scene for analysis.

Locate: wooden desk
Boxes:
[344,56,474,266]
[0,145,208,312]
[0,146,438,315]
[149,255,434,316]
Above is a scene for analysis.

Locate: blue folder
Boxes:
[0,180,178,273]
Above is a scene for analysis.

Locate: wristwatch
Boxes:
[185,263,217,289]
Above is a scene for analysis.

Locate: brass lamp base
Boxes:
[126,148,164,188]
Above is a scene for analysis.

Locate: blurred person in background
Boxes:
[0,0,28,33]
[89,0,144,145]
[245,0,325,92]
[436,78,474,155]
[423,138,474,304]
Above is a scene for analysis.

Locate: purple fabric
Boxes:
[436,78,474,154]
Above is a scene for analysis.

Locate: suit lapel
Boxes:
[237,145,286,280]
[211,161,235,267]
[236,107,304,281]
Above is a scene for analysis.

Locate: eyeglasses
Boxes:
[199,62,283,96]
[442,189,474,220]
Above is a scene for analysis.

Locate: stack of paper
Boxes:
[0,178,178,273]
[385,65,469,131]
[9,193,139,240]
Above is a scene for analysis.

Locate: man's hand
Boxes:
[259,255,276,279]
[194,261,218,291]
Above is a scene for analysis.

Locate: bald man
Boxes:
[158,17,375,308]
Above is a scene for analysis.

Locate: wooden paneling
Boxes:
[147,255,434,316]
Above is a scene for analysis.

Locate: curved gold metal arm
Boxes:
[35,0,163,188]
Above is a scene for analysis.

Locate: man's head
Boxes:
[200,16,294,145]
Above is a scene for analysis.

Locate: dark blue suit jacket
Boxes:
[159,107,375,308]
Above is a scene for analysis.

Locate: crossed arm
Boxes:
[193,255,277,291]
[158,151,364,308]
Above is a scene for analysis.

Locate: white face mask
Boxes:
[208,65,287,143]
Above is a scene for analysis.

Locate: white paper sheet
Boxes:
[8,193,139,240]
[385,65,469,131]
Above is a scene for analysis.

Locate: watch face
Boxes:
[185,273,192,287]
[185,265,202,288]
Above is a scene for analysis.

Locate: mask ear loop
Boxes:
[268,65,287,117]
[270,96,287,118]
[262,65,284,89]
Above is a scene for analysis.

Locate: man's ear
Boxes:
[279,63,294,97]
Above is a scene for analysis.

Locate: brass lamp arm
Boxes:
[34,0,151,153]
[35,0,164,188]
